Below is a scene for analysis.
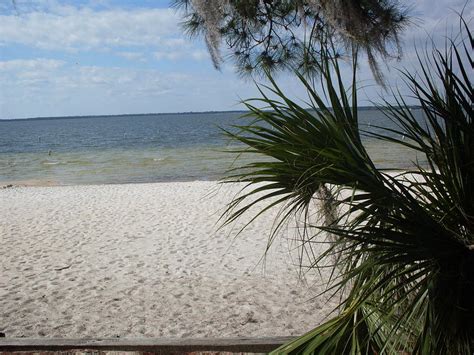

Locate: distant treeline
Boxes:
[1,106,421,122]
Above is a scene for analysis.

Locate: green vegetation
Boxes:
[172,0,409,83]
[221,19,473,354]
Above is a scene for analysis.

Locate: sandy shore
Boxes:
[0,181,335,338]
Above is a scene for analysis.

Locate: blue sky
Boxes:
[0,0,471,119]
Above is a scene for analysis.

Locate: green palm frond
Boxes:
[222,16,473,355]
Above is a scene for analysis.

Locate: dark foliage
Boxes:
[172,0,410,84]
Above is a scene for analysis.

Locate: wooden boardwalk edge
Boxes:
[0,337,295,353]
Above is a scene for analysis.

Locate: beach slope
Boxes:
[0,181,334,338]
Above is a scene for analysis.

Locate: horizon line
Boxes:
[0,105,420,121]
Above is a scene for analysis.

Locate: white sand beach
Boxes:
[0,181,336,338]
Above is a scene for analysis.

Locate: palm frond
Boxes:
[222,15,473,355]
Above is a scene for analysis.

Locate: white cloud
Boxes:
[154,49,209,61]
[116,51,146,61]
[0,7,180,51]
[154,51,182,61]
[162,38,187,47]
[0,58,202,118]
[0,58,65,71]
[191,50,209,60]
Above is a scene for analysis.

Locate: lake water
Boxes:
[0,109,424,185]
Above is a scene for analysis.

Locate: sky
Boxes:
[0,0,471,119]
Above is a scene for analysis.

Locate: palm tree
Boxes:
[221,18,473,354]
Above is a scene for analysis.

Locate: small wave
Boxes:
[152,157,174,162]
[66,160,93,166]
[134,156,178,167]
[140,157,162,166]
[42,160,61,166]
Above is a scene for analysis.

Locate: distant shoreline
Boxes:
[0,106,421,122]
[0,110,248,122]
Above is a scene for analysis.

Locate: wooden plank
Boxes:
[0,337,295,353]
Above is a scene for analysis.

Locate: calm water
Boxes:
[0,109,424,185]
